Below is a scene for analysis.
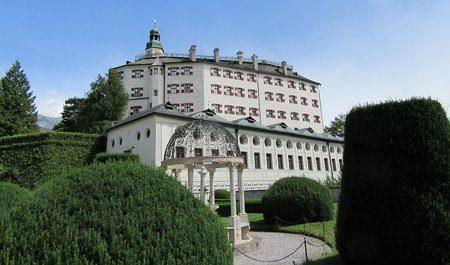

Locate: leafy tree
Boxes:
[53,97,85,132]
[0,61,38,136]
[324,113,346,137]
[54,70,128,134]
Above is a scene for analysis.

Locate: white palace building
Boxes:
[106,26,344,194]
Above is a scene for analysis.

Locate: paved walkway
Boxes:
[234,232,331,265]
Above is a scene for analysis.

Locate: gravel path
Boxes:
[234,232,331,265]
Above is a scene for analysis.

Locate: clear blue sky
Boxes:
[1,0,449,124]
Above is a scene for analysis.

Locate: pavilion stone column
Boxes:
[187,164,194,193]
[207,167,216,209]
[171,168,182,181]
[237,166,248,223]
[198,166,207,204]
[227,163,241,244]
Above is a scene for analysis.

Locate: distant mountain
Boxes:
[37,114,61,130]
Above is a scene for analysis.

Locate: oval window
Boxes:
[265,138,272,147]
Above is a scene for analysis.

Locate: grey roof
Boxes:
[189,109,232,123]
[108,102,343,143]
[320,132,345,142]
[109,102,187,130]
[267,122,299,134]
[231,116,268,130]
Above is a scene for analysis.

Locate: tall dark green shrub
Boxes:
[94,152,140,164]
[0,132,103,188]
[0,162,232,264]
[215,189,230,200]
[336,98,450,265]
[262,176,334,224]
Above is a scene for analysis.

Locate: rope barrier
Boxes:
[234,242,305,263]
[305,241,329,248]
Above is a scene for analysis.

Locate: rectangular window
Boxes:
[277,111,286,119]
[118,71,124,80]
[181,66,193,75]
[153,90,158,96]
[312,99,319,108]
[288,80,296,88]
[234,71,244,80]
[236,106,246,115]
[247,73,257,82]
[224,105,235,114]
[266,154,273,169]
[211,103,223,113]
[211,84,221,94]
[332,159,337,171]
[339,159,343,171]
[248,89,258,99]
[300,83,306,91]
[275,78,283,86]
[289,95,298,104]
[129,106,142,115]
[235,87,245,97]
[298,156,304,170]
[266,109,275,118]
[263,76,273,85]
[131,69,144,78]
[176,147,185,158]
[131,87,144,97]
[277,154,284,170]
[313,115,321,123]
[254,153,261,169]
[324,158,329,171]
[167,84,179,94]
[300,97,308,106]
[316,157,321,171]
[302,113,310,122]
[310,85,317,93]
[307,156,313,170]
[288,155,294,170]
[211,149,219,156]
[223,69,233,79]
[290,112,299,120]
[241,152,248,168]
[168,67,179,76]
[194,148,203,157]
[224,86,234,96]
[249,107,259,117]
[181,83,193,93]
[276,93,285,102]
[210,68,221,77]
[265,92,274,101]
[181,103,194,113]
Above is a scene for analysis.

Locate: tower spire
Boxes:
[145,21,164,57]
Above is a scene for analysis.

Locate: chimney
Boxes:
[251,54,258,71]
[213,48,220,62]
[189,45,197,62]
[236,51,244,65]
[282,61,288,76]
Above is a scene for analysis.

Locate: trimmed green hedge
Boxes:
[0,182,30,216]
[262,176,334,224]
[0,132,104,188]
[336,98,450,265]
[214,189,230,199]
[216,199,263,217]
[0,162,232,264]
[94,152,140,164]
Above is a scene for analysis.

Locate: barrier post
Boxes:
[304,236,308,262]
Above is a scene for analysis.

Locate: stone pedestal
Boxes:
[227,215,242,244]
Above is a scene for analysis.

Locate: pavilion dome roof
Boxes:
[163,120,240,160]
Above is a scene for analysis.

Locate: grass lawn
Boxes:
[220,203,345,264]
